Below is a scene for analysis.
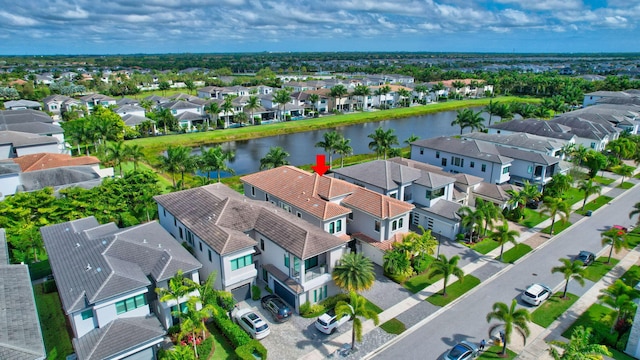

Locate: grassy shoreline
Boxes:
[130,96,540,160]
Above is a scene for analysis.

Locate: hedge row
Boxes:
[209,303,268,359]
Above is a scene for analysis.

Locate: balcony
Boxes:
[304,265,327,282]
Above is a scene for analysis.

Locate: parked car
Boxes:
[444,341,479,360]
[521,283,552,306]
[234,308,270,339]
[315,309,350,334]
[575,250,595,266]
[261,295,292,322]
[612,225,628,233]
[526,199,541,209]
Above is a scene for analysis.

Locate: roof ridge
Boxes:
[84,320,113,360]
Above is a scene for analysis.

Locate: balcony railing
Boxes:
[305,265,327,282]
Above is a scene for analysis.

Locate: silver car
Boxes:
[235,308,271,339]
[315,309,349,334]
[521,283,552,306]
[444,341,479,360]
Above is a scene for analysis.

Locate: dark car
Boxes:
[260,295,292,322]
[526,199,541,209]
[576,251,595,266]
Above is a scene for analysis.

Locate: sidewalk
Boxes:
[298,169,636,360]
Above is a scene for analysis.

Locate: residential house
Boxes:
[583,90,640,107]
[197,86,225,100]
[240,166,414,266]
[550,115,619,151]
[567,104,640,134]
[0,229,46,360]
[158,100,204,130]
[42,94,82,120]
[0,130,61,159]
[411,136,513,184]
[115,105,146,118]
[80,94,117,114]
[41,217,202,360]
[154,183,348,310]
[3,99,42,111]
[488,118,577,143]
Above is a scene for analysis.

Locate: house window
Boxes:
[392,220,398,231]
[590,142,596,149]
[452,156,464,167]
[115,294,147,315]
[389,192,397,199]
[251,186,255,196]
[230,254,253,271]
[348,213,353,220]
[329,222,335,234]
[281,203,292,213]
[336,219,342,232]
[502,166,510,174]
[260,239,265,251]
[426,188,445,199]
[81,309,93,320]
[199,241,203,252]
[435,151,439,158]
[174,216,177,226]
[263,268,268,281]
[284,254,290,268]
[441,158,447,166]
[399,218,403,228]
[208,249,212,262]
[297,211,302,218]
[265,194,269,201]
[470,161,475,168]
[179,228,183,240]
[374,220,381,232]
[305,256,318,269]
[481,164,487,172]
[163,209,166,217]
[527,165,533,174]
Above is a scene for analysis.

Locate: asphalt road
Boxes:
[371,185,640,360]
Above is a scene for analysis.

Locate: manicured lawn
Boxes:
[542,219,572,235]
[403,271,443,294]
[364,298,383,314]
[28,259,51,280]
[531,293,578,328]
[583,257,619,282]
[618,181,634,189]
[561,187,583,206]
[33,283,74,358]
[470,238,501,255]
[627,232,640,249]
[498,243,532,264]
[575,195,613,216]
[380,318,406,334]
[620,265,640,287]
[478,345,517,359]
[610,348,637,360]
[594,175,615,185]
[426,275,480,307]
[561,303,615,339]
[519,208,549,228]
[206,323,238,360]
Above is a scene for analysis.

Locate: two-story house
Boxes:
[411,136,513,185]
[154,183,348,311]
[79,94,117,114]
[240,166,414,266]
[41,217,202,360]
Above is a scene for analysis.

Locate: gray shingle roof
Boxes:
[411,136,513,164]
[488,119,575,140]
[155,183,347,259]
[0,130,58,147]
[494,147,560,165]
[121,114,153,127]
[73,315,165,360]
[18,166,102,192]
[41,218,201,314]
[463,132,566,154]
[550,116,617,140]
[417,200,462,221]
[331,160,422,190]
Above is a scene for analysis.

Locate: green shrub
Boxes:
[299,301,312,316]
[319,293,350,311]
[236,339,268,360]
[42,279,57,294]
[264,286,273,294]
[209,303,251,347]
[216,291,235,311]
[299,301,325,318]
[196,336,214,358]
[412,255,430,273]
[167,324,180,336]
[252,285,261,300]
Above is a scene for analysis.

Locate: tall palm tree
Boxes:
[315,130,342,169]
[259,146,290,170]
[308,93,320,113]
[374,88,384,108]
[335,137,353,168]
[175,301,206,358]
[490,220,520,262]
[353,84,371,111]
[404,134,420,146]
[484,100,500,126]
[205,102,220,128]
[273,89,292,121]
[245,95,261,125]
[380,85,392,108]
[367,127,399,160]
[199,146,235,182]
[476,199,503,236]
[598,279,640,333]
[160,145,190,187]
[486,299,531,356]
[541,196,571,235]
[335,291,380,350]
[125,144,145,172]
[577,179,602,211]
[105,141,127,177]
[332,253,375,293]
[397,88,411,107]
[548,326,611,360]
[601,228,628,264]
[430,254,464,297]
[330,84,348,111]
[451,108,471,135]
[221,96,234,128]
[612,164,634,184]
[458,206,485,242]
[156,269,198,317]
[570,145,589,167]
[551,258,586,299]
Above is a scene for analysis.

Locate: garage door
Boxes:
[274,281,296,307]
[231,284,251,302]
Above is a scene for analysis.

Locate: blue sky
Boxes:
[0,0,637,55]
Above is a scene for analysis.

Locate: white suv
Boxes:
[315,309,350,334]
[522,283,552,306]
[234,308,271,339]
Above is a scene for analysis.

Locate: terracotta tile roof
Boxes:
[342,186,414,219]
[353,232,406,251]
[12,153,100,172]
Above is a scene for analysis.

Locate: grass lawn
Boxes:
[561,303,615,339]
[610,348,637,360]
[33,283,74,358]
[519,208,549,228]
[403,271,443,294]
[380,318,406,334]
[426,275,480,307]
[575,196,613,216]
[531,293,578,328]
[583,257,619,282]
[594,175,616,185]
[364,298,383,314]
[206,323,239,360]
[618,181,634,190]
[542,220,572,235]
[627,232,640,249]
[478,345,517,359]
[620,265,640,287]
[498,244,532,264]
[561,187,583,206]
[470,238,501,255]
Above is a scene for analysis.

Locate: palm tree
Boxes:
[125,144,145,172]
[490,220,520,262]
[335,291,380,350]
[383,249,413,279]
[486,299,531,356]
[548,326,611,360]
[175,301,206,358]
[105,141,127,177]
[367,127,399,160]
[330,84,348,112]
[404,134,420,146]
[402,225,438,259]
[308,93,320,113]
[551,258,586,299]
[205,102,220,128]
[156,270,199,326]
[506,188,527,211]
[245,95,260,125]
[577,179,602,211]
[374,88,384,108]
[273,89,292,121]
[570,145,589,167]
[259,146,290,170]
[221,96,234,128]
[430,254,464,297]
[160,145,190,187]
[332,253,375,293]
[335,137,353,168]
[458,206,484,242]
[629,202,640,225]
[353,84,371,111]
[315,130,342,169]
[612,164,635,184]
[199,146,235,182]
[541,196,571,235]
[598,279,640,333]
[451,108,471,135]
[601,228,628,264]
[380,85,392,108]
[521,181,542,207]
[397,88,411,107]
[476,198,503,236]
[484,100,500,126]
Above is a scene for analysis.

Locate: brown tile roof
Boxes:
[12,153,100,172]
[262,264,304,294]
[241,166,414,220]
[353,232,406,251]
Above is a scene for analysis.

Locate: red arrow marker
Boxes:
[312,154,330,176]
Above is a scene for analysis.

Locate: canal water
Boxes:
[200,107,495,177]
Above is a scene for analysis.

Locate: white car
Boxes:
[315,309,350,334]
[235,308,270,339]
[521,283,552,306]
